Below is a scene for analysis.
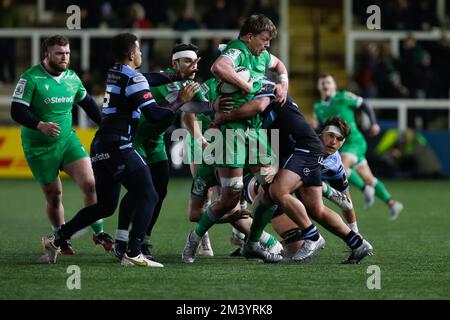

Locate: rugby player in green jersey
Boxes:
[313,74,403,220]
[10,35,113,254]
[182,15,289,263]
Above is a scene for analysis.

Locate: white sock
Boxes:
[203,200,211,211]
[115,229,129,242]
[348,222,359,233]
[191,231,202,241]
[260,231,271,245]
[232,227,245,240]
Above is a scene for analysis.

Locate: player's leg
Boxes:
[182,166,243,263]
[40,177,76,255]
[40,178,64,232]
[355,161,403,220]
[299,186,373,263]
[189,192,215,257]
[271,212,304,257]
[341,152,376,208]
[143,160,170,257]
[24,142,75,255]
[62,134,113,249]
[120,165,163,267]
[41,159,122,264]
[267,153,326,262]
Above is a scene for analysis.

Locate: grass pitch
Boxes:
[0,178,449,300]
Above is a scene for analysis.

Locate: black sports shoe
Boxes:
[141,243,154,260]
[112,240,127,261]
[230,247,242,257]
[93,232,114,251]
[60,240,76,255]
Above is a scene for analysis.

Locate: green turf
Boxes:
[0,178,449,300]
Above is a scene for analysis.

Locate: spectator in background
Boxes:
[429,36,450,98]
[198,37,223,81]
[400,35,428,97]
[0,0,20,84]
[355,42,379,98]
[127,2,153,72]
[415,52,433,98]
[141,1,172,27]
[374,44,408,97]
[417,0,440,31]
[98,1,121,29]
[383,0,417,30]
[203,0,229,29]
[173,6,200,31]
[173,6,200,45]
[249,0,279,27]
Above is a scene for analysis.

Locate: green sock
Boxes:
[260,231,276,247]
[322,182,332,197]
[248,199,276,242]
[348,169,366,190]
[90,219,104,234]
[195,208,216,238]
[374,180,392,203]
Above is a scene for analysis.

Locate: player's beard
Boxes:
[48,59,69,73]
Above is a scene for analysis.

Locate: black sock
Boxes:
[127,237,143,257]
[344,231,363,249]
[300,224,320,241]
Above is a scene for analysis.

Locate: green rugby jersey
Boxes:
[219,39,272,128]
[12,64,86,146]
[135,68,208,142]
[313,90,364,142]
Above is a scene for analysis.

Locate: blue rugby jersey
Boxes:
[322,151,349,192]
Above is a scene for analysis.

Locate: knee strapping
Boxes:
[220,176,244,191]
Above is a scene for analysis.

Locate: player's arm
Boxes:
[76,94,102,125]
[359,99,380,136]
[182,112,208,150]
[142,58,200,85]
[11,101,61,137]
[268,54,288,104]
[211,55,253,94]
[179,96,234,114]
[11,76,60,136]
[213,96,272,125]
[133,84,199,123]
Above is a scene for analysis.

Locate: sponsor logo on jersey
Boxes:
[91,152,110,163]
[43,96,75,104]
[143,92,152,99]
[224,48,241,61]
[13,78,27,99]
[133,75,146,83]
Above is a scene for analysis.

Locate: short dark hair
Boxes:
[319,73,335,80]
[323,116,351,138]
[111,33,138,61]
[42,35,69,54]
[239,14,277,38]
[172,43,199,56]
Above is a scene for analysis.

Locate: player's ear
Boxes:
[129,51,135,62]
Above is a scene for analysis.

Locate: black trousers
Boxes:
[118,160,169,238]
[59,144,158,250]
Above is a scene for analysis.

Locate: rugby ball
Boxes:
[217,67,251,94]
